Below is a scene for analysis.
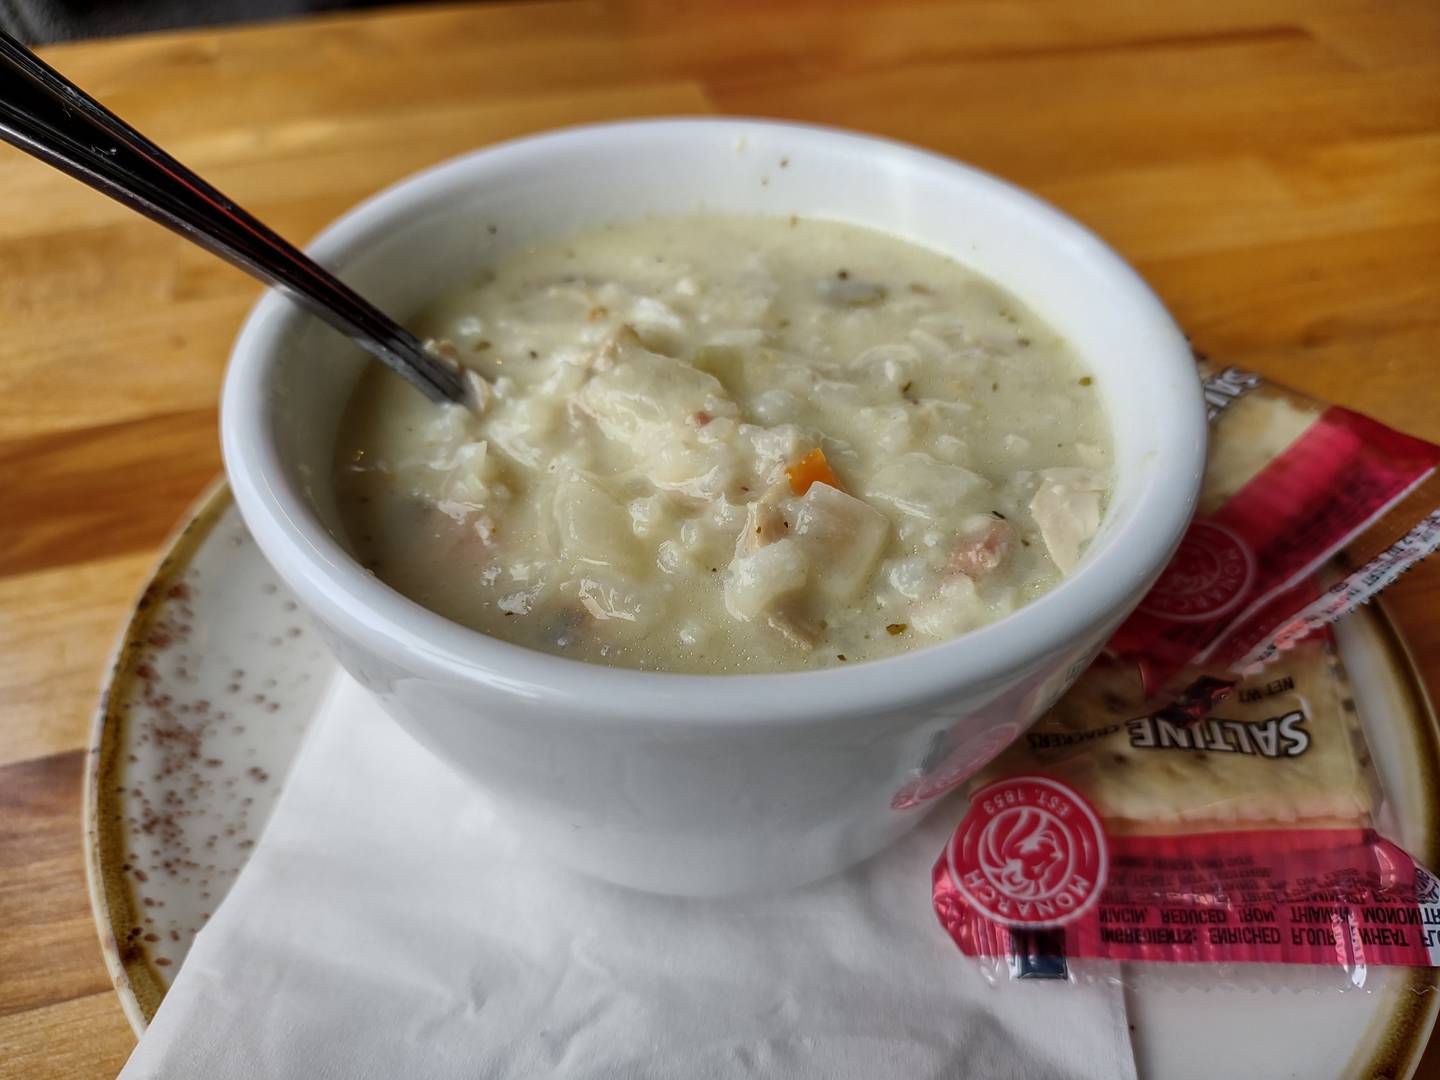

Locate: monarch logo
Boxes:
[1139,520,1254,622]
[946,776,1107,928]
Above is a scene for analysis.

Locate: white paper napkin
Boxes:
[120,675,1137,1080]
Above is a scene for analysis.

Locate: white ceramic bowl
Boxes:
[222,119,1205,896]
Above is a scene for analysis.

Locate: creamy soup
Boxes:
[334,216,1112,673]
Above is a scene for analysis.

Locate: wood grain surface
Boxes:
[2,1,1439,1076]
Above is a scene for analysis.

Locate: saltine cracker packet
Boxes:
[922,364,1440,988]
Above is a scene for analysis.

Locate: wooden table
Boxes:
[2,1,1439,1075]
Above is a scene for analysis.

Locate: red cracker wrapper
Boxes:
[1115,364,1440,694]
[926,365,1440,988]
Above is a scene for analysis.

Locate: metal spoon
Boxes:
[0,30,466,404]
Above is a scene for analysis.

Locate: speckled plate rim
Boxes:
[1345,610,1440,1080]
[84,479,1440,1075]
[84,476,235,1034]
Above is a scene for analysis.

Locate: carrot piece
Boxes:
[785,448,842,496]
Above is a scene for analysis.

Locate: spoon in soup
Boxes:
[0,30,468,404]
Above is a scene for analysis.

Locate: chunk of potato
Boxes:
[864,452,990,520]
[578,335,738,487]
[910,575,983,638]
[552,475,641,573]
[1028,467,1105,573]
[792,483,890,602]
[724,538,809,621]
[579,336,734,447]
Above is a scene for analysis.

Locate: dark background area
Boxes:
[0,0,413,43]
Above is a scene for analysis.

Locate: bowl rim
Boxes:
[221,116,1206,728]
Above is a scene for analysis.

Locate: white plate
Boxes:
[85,481,1440,1074]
